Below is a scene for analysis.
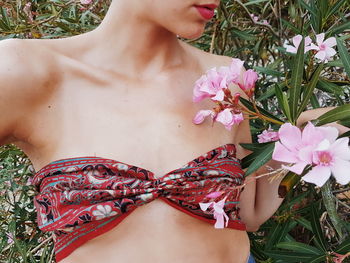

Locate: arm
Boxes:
[297,107,350,135]
[233,98,285,232]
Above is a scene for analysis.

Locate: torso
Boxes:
[11,33,250,263]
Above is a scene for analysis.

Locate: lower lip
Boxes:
[195,6,215,20]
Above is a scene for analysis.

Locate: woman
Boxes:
[1,0,299,262]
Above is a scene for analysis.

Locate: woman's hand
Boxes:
[296,107,350,135]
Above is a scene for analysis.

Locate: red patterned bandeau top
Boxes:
[31,143,246,262]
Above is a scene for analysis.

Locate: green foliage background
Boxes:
[0,0,349,262]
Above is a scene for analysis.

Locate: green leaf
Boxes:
[297,64,324,117]
[288,36,305,123]
[310,203,328,251]
[253,66,284,77]
[275,84,292,121]
[244,142,275,176]
[329,21,350,35]
[239,142,272,152]
[309,254,328,263]
[265,221,292,250]
[239,97,284,124]
[276,242,322,255]
[296,217,313,232]
[314,104,350,126]
[240,142,274,169]
[232,28,257,41]
[336,237,350,254]
[325,59,344,67]
[317,79,344,95]
[326,0,347,19]
[265,250,316,262]
[298,0,316,16]
[336,37,350,78]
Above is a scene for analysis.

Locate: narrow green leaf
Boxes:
[329,21,350,35]
[336,37,350,78]
[265,250,315,262]
[275,84,292,121]
[297,64,324,117]
[253,66,284,77]
[245,142,275,176]
[288,36,305,122]
[239,97,284,124]
[314,104,350,126]
[326,0,346,19]
[309,254,328,263]
[276,242,322,255]
[232,28,257,41]
[265,221,291,250]
[310,203,327,251]
[336,237,350,254]
[239,142,272,152]
[317,79,344,95]
[296,217,313,232]
[298,0,316,16]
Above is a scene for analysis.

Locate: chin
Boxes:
[176,24,205,40]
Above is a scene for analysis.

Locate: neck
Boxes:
[83,0,187,78]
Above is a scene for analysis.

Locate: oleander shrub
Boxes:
[0,0,349,262]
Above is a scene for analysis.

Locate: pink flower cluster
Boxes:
[283,33,337,62]
[272,122,350,187]
[199,191,229,228]
[250,14,270,25]
[192,58,258,131]
[257,129,279,143]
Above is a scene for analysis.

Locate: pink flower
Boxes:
[332,252,350,263]
[272,122,328,174]
[302,135,350,187]
[250,14,259,22]
[80,0,92,4]
[205,191,224,199]
[193,109,215,124]
[309,33,337,62]
[257,129,279,143]
[215,109,243,131]
[273,122,350,187]
[193,67,231,103]
[199,196,229,228]
[236,69,258,97]
[283,35,316,54]
[262,20,269,25]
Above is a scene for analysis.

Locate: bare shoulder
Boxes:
[0,38,55,145]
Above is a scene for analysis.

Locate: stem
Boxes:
[321,181,348,242]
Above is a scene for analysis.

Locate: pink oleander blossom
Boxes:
[257,129,279,143]
[309,33,337,62]
[199,196,229,228]
[272,122,350,187]
[193,67,231,103]
[236,69,258,97]
[193,109,216,124]
[215,109,244,131]
[283,35,316,54]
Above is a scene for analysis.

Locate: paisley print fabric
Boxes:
[32,143,246,262]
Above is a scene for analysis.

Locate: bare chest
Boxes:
[15,54,234,178]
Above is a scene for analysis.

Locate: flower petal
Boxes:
[282,161,308,175]
[278,123,302,151]
[315,50,326,61]
[199,202,213,211]
[329,137,350,160]
[323,37,336,47]
[302,165,331,187]
[316,33,325,46]
[330,158,350,185]
[273,142,299,163]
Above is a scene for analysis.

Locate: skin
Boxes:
[4,0,341,262]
